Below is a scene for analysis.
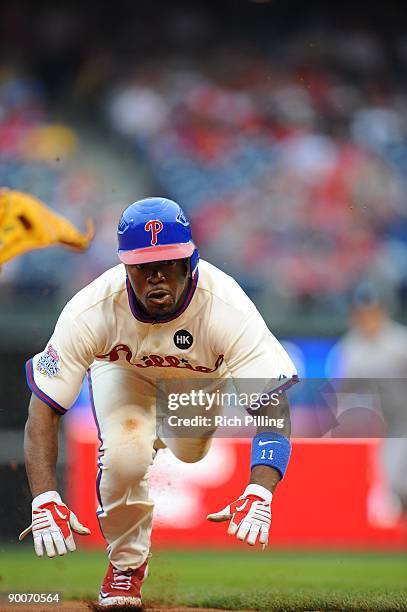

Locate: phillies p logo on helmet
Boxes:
[144,220,163,246]
[117,198,199,269]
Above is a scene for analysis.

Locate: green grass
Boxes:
[0,545,406,611]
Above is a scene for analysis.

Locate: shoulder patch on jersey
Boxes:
[36,344,60,378]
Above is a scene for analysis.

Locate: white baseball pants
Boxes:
[88,360,215,570]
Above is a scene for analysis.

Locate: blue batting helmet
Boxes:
[117,197,199,272]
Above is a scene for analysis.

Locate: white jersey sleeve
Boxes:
[213,299,298,395]
[227,313,296,384]
[26,303,97,415]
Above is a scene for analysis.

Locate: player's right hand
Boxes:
[19,490,90,557]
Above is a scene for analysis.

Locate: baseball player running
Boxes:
[20,197,297,608]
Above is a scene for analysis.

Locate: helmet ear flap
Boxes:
[190,248,199,275]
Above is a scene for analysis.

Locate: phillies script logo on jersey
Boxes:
[96,344,224,373]
[144,219,163,245]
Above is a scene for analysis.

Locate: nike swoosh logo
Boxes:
[258,441,281,446]
[54,507,68,520]
[99,591,110,599]
[235,500,249,512]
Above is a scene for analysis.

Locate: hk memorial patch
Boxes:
[36,344,60,377]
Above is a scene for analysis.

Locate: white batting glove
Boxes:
[207,484,272,548]
[19,491,90,557]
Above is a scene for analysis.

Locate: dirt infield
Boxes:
[4,602,253,612]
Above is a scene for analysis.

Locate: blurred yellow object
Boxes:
[0,189,94,266]
[22,124,78,162]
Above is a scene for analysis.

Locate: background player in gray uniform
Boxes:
[331,285,407,519]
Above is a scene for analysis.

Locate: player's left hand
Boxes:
[206,484,272,548]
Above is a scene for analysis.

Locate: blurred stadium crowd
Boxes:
[106,46,407,315]
[1,1,407,327]
[0,73,106,294]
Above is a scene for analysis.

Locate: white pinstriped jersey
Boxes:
[26,260,297,414]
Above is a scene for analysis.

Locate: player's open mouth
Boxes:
[146,289,173,306]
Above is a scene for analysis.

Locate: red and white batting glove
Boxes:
[207,484,272,548]
[19,491,90,557]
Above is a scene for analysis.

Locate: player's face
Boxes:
[351,304,386,338]
[125,259,190,317]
